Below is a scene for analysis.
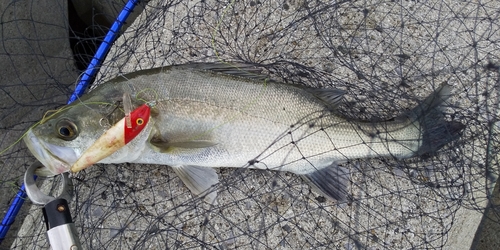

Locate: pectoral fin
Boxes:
[302,164,350,202]
[164,140,217,148]
[171,165,219,204]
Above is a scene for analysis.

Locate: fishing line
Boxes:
[72,68,103,112]
[0,101,118,156]
[135,88,160,105]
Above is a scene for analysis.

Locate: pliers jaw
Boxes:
[24,161,73,206]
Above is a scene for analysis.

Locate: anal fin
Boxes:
[172,165,219,204]
[302,164,350,202]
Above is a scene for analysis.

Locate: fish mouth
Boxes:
[23,129,78,176]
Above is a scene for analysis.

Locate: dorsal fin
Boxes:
[186,62,346,109]
[185,62,270,81]
[306,88,346,110]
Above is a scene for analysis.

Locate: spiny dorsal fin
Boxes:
[184,62,270,82]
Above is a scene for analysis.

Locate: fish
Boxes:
[23,63,464,204]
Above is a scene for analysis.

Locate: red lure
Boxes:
[71,102,152,173]
[124,104,151,144]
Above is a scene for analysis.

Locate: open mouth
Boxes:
[23,129,78,175]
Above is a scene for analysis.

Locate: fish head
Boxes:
[24,87,128,176]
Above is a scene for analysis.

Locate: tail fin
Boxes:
[409,83,465,157]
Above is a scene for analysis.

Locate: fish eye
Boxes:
[56,119,78,141]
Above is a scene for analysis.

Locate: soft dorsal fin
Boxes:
[306,88,346,110]
[185,62,270,81]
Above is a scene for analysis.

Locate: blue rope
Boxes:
[69,0,140,103]
[0,0,139,244]
[0,182,31,243]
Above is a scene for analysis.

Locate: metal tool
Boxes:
[24,161,81,250]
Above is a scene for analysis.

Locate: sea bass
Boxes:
[23,63,464,203]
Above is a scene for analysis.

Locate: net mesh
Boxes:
[1,0,499,249]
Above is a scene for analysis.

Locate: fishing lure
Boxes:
[70,94,151,173]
